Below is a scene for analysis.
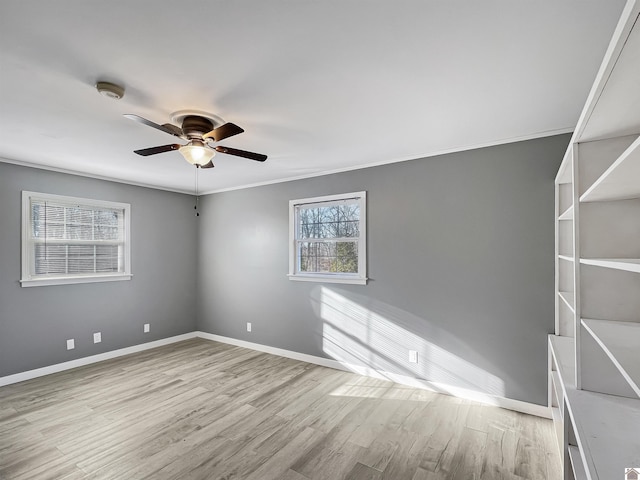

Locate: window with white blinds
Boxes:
[21,191,131,287]
[288,191,367,285]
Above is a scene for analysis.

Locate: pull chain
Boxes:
[44,200,48,261]
[194,166,200,217]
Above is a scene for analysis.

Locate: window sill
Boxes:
[287,274,367,285]
[20,273,133,288]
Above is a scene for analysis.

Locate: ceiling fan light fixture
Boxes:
[179,141,215,166]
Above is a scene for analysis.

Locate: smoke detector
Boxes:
[96,81,125,100]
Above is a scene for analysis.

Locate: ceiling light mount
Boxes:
[182,115,214,139]
[170,110,225,129]
[96,81,125,100]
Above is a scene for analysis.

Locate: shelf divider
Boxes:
[558,291,575,313]
[580,135,640,202]
[558,205,574,220]
[568,446,587,480]
[582,318,640,397]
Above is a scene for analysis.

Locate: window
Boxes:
[21,191,131,287]
[289,191,366,284]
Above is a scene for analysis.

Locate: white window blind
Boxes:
[289,192,367,285]
[21,192,131,287]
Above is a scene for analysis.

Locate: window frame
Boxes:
[21,191,132,287]
[288,191,367,285]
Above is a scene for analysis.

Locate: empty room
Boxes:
[1,1,639,479]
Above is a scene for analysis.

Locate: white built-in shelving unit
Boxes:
[550,1,640,478]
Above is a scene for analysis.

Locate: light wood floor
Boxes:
[0,338,561,480]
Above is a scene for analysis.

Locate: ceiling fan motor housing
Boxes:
[182,116,214,139]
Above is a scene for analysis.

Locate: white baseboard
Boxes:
[0,332,197,387]
[0,330,551,419]
[196,331,551,419]
[196,331,348,371]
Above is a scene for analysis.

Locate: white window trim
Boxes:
[21,191,132,287]
[288,191,367,285]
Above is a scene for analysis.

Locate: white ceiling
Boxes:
[0,1,626,194]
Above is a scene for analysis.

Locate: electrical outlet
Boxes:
[143,323,150,333]
[66,339,75,350]
[409,350,418,363]
[247,322,252,332]
[93,332,102,344]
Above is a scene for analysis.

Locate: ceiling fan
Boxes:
[124,112,267,168]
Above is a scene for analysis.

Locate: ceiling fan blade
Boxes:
[161,123,184,137]
[200,160,215,169]
[202,123,244,142]
[134,144,181,156]
[124,114,183,138]
[215,146,267,162]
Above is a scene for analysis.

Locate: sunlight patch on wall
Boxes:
[317,287,505,402]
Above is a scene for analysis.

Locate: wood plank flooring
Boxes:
[0,338,561,479]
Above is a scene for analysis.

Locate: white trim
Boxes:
[1,157,192,194]
[21,191,132,287]
[22,190,131,211]
[204,128,574,194]
[286,274,368,285]
[0,128,574,196]
[0,329,549,418]
[288,191,367,284]
[20,273,133,287]
[0,333,196,387]
[196,332,347,371]
[290,191,366,207]
[195,332,551,419]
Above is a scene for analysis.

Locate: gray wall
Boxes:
[1,134,566,405]
[0,162,198,377]
[197,134,568,406]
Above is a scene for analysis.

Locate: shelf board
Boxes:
[568,445,587,480]
[580,258,640,273]
[549,335,576,390]
[558,205,574,221]
[581,135,640,202]
[576,1,640,142]
[582,318,640,397]
[558,255,575,263]
[565,387,640,480]
[558,291,575,313]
